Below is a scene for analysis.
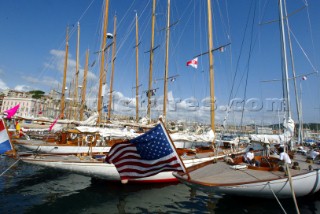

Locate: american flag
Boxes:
[106,123,185,181]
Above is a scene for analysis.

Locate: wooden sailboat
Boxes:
[173,0,320,199]
[13,0,243,183]
[15,1,135,154]
[15,0,236,155]
[15,4,161,154]
[14,1,112,153]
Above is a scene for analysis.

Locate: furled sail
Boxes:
[249,117,294,145]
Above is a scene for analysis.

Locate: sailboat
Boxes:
[14,13,142,154]
[12,0,240,184]
[15,0,223,156]
[14,7,150,154]
[173,0,320,199]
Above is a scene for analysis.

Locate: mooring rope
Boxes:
[0,158,20,177]
[268,182,287,214]
[286,163,300,214]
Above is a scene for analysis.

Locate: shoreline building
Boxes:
[0,89,61,119]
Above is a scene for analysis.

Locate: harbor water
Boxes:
[1,155,320,214]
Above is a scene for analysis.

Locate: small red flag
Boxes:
[186,57,198,69]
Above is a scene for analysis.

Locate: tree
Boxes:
[29,90,45,99]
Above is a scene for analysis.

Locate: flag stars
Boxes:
[132,124,174,159]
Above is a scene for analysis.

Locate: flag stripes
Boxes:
[106,123,184,181]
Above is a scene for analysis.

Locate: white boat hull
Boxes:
[175,169,320,198]
[21,155,219,183]
[18,141,210,154]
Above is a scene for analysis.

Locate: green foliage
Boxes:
[29,90,45,99]
[297,123,320,131]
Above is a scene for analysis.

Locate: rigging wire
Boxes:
[0,158,20,177]
[239,0,257,130]
[117,0,136,29]
[268,183,288,214]
[40,0,97,95]
[288,28,318,73]
[303,0,318,69]
[222,0,256,128]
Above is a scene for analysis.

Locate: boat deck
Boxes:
[182,153,319,185]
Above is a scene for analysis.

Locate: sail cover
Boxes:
[249,117,294,145]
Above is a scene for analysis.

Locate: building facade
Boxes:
[0,89,58,119]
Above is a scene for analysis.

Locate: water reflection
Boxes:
[1,155,320,214]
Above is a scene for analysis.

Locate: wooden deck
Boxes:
[183,153,318,185]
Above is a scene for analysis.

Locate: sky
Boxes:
[0,0,320,127]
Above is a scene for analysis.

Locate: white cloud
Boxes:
[22,76,60,89]
[45,49,97,83]
[12,49,98,92]
[47,49,75,76]
[50,49,97,79]
[14,85,32,91]
[0,78,8,90]
[84,89,283,126]
[87,90,215,124]
[71,79,282,125]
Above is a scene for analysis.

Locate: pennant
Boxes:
[4,104,20,119]
[49,116,59,131]
[186,57,198,69]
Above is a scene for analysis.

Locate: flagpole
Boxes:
[159,118,190,179]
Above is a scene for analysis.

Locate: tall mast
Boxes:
[107,15,117,121]
[80,49,89,121]
[60,26,69,119]
[67,81,72,119]
[279,1,300,212]
[73,22,80,120]
[283,0,302,144]
[279,0,291,119]
[207,0,215,132]
[97,0,110,124]
[147,0,156,123]
[135,12,140,123]
[163,0,170,124]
